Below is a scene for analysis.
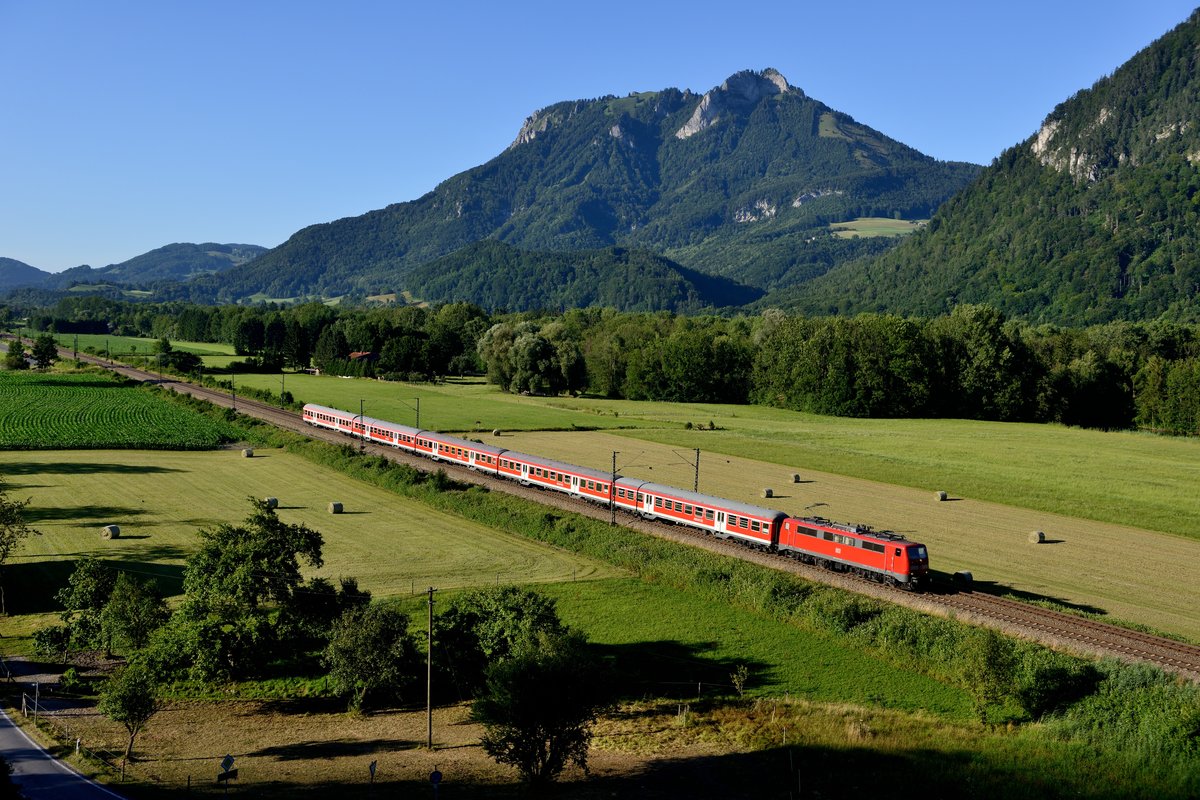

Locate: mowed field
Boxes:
[498,429,1200,640]
[2,448,616,617]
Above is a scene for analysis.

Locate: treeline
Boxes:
[19,296,1200,434]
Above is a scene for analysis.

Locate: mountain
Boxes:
[407,240,763,312]
[42,243,267,290]
[0,258,52,291]
[210,69,979,304]
[783,10,1200,325]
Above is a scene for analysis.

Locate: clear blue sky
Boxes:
[2,1,1195,272]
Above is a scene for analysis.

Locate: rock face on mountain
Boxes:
[788,10,1200,324]
[675,68,792,139]
[209,69,978,305]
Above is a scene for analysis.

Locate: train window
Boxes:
[684,505,693,515]
[675,502,683,512]
[863,541,885,553]
[895,548,902,557]
[738,517,748,528]
[654,497,662,508]
[705,509,714,520]
[751,521,761,532]
[636,493,643,503]
[823,531,835,541]
[617,488,625,499]
[911,546,927,559]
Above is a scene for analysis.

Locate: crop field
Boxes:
[0,371,232,449]
[829,217,926,238]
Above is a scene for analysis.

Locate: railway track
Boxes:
[40,343,1200,681]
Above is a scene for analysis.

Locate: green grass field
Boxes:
[0,447,971,715]
[0,371,233,449]
[228,373,1200,542]
[829,217,926,238]
[42,332,237,358]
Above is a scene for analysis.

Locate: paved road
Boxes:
[0,708,126,800]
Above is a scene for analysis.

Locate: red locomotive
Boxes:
[302,403,930,589]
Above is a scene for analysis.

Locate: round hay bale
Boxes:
[242,448,254,458]
[328,502,343,514]
[1029,530,1045,544]
[952,571,973,591]
[762,488,773,499]
[792,473,802,483]
[100,524,120,540]
[935,490,948,502]
[263,497,278,510]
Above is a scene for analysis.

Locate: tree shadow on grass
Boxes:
[246,738,420,761]
[2,558,186,614]
[0,462,186,476]
[974,580,1108,615]
[590,640,769,705]
[23,505,150,524]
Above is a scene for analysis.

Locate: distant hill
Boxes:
[783,10,1200,324]
[0,258,52,291]
[407,240,763,312]
[209,69,979,304]
[41,243,267,290]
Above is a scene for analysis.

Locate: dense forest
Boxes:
[787,9,1200,324]
[16,296,1200,436]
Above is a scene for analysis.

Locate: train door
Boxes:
[570,476,580,496]
[716,511,726,534]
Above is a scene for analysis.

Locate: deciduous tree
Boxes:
[324,603,421,712]
[98,663,160,762]
[473,631,609,787]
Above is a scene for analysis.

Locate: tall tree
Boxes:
[30,333,58,369]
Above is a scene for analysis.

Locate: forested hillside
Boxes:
[785,10,1200,325]
[204,69,978,303]
[406,241,762,311]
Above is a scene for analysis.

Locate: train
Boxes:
[302,403,930,589]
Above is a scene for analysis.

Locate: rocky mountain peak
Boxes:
[675,68,793,140]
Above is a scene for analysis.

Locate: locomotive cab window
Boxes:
[895,548,903,557]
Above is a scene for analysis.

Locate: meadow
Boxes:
[0,371,233,449]
[828,216,926,238]
[229,371,1200,541]
[223,371,1200,639]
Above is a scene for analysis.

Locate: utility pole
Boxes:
[231,374,236,411]
[610,451,618,526]
[426,586,437,749]
[694,448,700,493]
[415,397,420,428]
[359,399,365,452]
[279,370,286,408]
